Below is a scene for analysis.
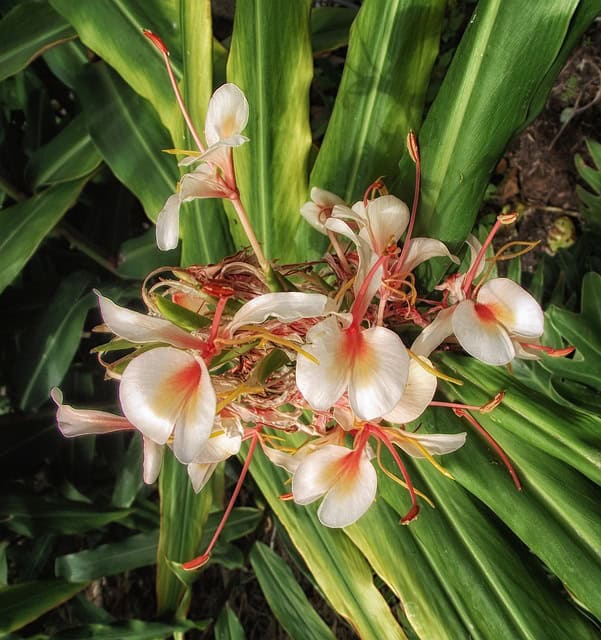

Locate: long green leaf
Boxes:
[55,531,158,583]
[0,177,88,294]
[0,0,75,82]
[214,605,245,640]
[247,441,407,640]
[14,271,96,411]
[77,62,178,222]
[407,0,586,267]
[311,0,445,205]
[250,542,336,640]
[52,619,208,640]
[0,580,86,634]
[156,449,213,616]
[311,7,357,55]
[227,0,315,262]
[49,0,181,137]
[178,0,234,264]
[26,114,103,188]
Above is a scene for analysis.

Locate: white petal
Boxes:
[465,234,485,277]
[300,201,327,234]
[452,299,515,365]
[331,203,365,225]
[97,293,203,350]
[401,237,459,274]
[187,462,217,493]
[296,317,349,411]
[476,278,544,338]
[119,347,205,446]
[51,388,132,437]
[384,357,437,424]
[229,292,332,333]
[292,444,350,505]
[172,356,217,463]
[262,446,302,473]
[365,195,409,254]
[142,437,163,484]
[193,429,241,464]
[311,187,345,208]
[411,307,455,357]
[179,166,229,201]
[204,83,249,146]
[317,448,377,528]
[156,194,180,251]
[394,431,467,458]
[348,326,409,420]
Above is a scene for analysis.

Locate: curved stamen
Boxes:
[395,131,421,274]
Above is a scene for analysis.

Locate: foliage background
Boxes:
[0,0,600,638]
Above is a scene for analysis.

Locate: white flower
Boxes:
[300,187,345,233]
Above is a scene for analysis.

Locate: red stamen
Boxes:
[395,131,421,274]
[279,493,294,501]
[519,343,575,358]
[363,177,385,206]
[367,425,420,524]
[182,429,260,571]
[202,295,230,360]
[350,252,388,325]
[453,408,521,490]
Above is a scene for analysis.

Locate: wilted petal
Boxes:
[51,388,132,437]
[205,83,249,146]
[476,278,544,339]
[187,462,217,493]
[411,307,455,357]
[262,446,301,473]
[179,166,230,201]
[348,326,409,420]
[143,437,164,484]
[384,357,437,424]
[394,431,467,458]
[97,293,202,350]
[401,237,459,274]
[229,292,332,333]
[364,195,409,255]
[119,347,213,449]
[453,299,515,365]
[296,317,349,411]
[156,194,181,251]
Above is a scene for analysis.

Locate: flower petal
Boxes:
[143,437,164,484]
[452,299,515,365]
[193,428,241,464]
[292,444,350,505]
[348,326,409,420]
[384,357,437,424]
[394,431,467,458]
[51,388,132,437]
[119,347,205,446]
[317,448,377,528]
[296,317,349,411]
[171,356,217,463]
[97,293,203,350]
[229,292,332,333]
[179,166,230,201]
[187,462,217,493]
[411,307,455,357]
[365,195,409,255]
[204,83,249,146]
[156,194,181,251]
[476,278,544,338]
[401,237,459,274]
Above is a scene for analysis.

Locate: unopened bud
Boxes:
[498,212,518,225]
[407,131,419,164]
[143,29,169,55]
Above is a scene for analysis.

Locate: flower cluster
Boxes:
[53,32,572,569]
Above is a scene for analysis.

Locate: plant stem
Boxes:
[0,175,26,202]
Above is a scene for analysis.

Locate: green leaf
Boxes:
[43,39,89,89]
[0,491,131,537]
[311,0,445,204]
[311,7,357,55]
[215,605,245,640]
[111,434,144,508]
[246,440,408,640]
[201,507,263,545]
[14,271,96,411]
[543,271,601,392]
[49,0,181,137]
[407,0,586,271]
[0,177,88,295]
[77,62,178,222]
[51,619,208,640]
[0,580,86,634]
[153,294,211,330]
[54,530,158,583]
[250,542,336,640]
[0,1,75,82]
[156,448,213,616]
[26,114,103,189]
[227,0,315,262]
[117,228,181,280]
